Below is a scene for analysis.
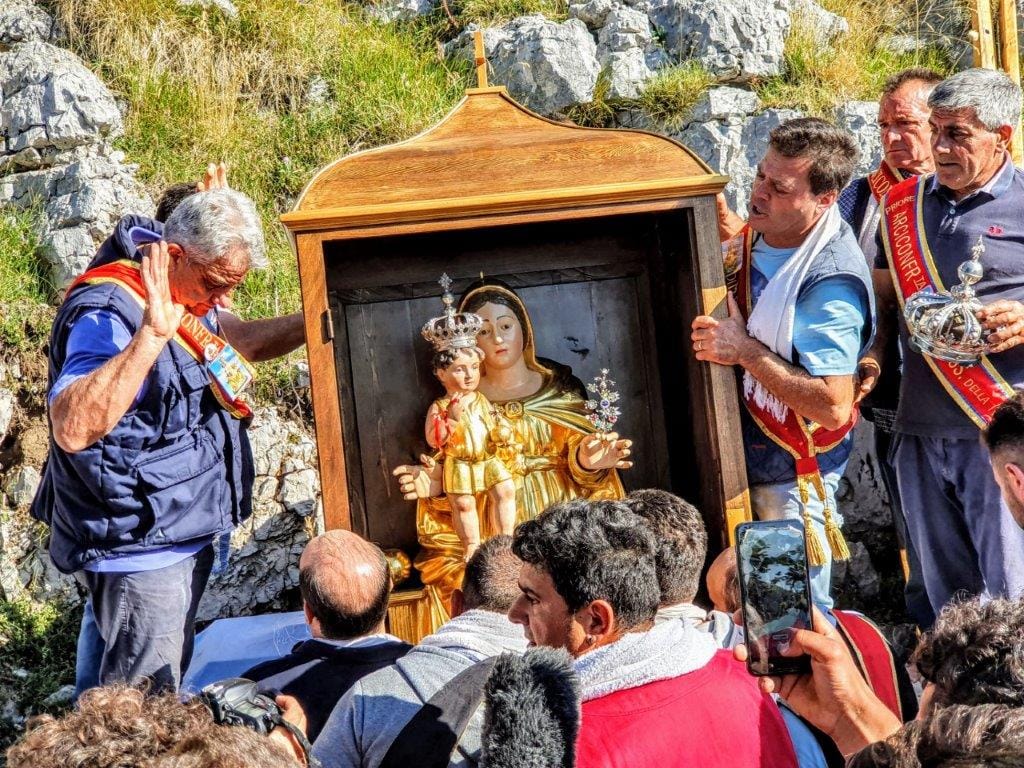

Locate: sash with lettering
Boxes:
[725,226,851,566]
[880,176,1013,428]
[866,162,904,203]
[65,258,254,419]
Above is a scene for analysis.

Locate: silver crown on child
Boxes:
[904,235,991,366]
[422,274,484,352]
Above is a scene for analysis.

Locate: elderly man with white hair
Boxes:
[867,68,1024,619]
[30,188,304,692]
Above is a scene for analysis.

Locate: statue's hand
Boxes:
[392,454,443,500]
[578,432,633,471]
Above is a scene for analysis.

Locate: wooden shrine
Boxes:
[282,65,752,639]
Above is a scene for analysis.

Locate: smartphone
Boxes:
[736,519,813,676]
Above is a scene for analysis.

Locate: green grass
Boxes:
[753,0,954,115]
[0,204,52,306]
[451,0,568,25]
[0,598,81,751]
[637,63,716,131]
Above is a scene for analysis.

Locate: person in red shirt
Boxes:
[508,499,801,768]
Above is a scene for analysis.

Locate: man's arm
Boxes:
[692,293,857,431]
[854,268,898,401]
[218,311,305,363]
[50,244,183,453]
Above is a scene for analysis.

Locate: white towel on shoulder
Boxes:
[743,205,842,422]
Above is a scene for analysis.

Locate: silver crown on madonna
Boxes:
[904,236,989,365]
[421,274,484,352]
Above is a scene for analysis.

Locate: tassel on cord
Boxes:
[809,473,850,562]
[799,477,827,567]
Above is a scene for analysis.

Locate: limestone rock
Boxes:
[451,18,600,115]
[278,468,319,517]
[1,149,152,286]
[0,1,61,49]
[569,0,615,29]
[832,541,881,600]
[649,0,790,83]
[678,107,801,216]
[177,0,239,19]
[4,466,40,509]
[367,0,435,22]
[596,6,667,99]
[834,100,881,179]
[41,685,75,708]
[689,85,761,122]
[0,388,14,442]
[0,42,121,160]
[787,0,848,42]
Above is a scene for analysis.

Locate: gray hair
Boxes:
[928,67,1023,131]
[162,188,267,270]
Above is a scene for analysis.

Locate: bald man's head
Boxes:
[299,530,391,640]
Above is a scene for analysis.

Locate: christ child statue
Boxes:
[422,277,518,561]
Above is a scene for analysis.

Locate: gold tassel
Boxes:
[811,472,850,562]
[799,477,827,568]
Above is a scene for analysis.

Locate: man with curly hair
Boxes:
[5,685,297,768]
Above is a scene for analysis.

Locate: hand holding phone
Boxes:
[736,519,813,676]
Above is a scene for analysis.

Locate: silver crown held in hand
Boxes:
[904,236,989,365]
[422,273,484,352]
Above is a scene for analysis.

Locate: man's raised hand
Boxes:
[140,241,185,342]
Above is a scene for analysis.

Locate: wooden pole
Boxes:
[473,30,488,89]
[998,0,1023,163]
[972,0,998,68]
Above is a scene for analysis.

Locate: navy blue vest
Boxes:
[742,222,875,485]
[31,275,253,573]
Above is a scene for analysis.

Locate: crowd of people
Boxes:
[8,62,1024,766]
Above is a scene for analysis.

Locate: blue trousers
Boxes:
[749,470,843,611]
[893,433,1024,615]
[74,600,104,699]
[74,545,214,693]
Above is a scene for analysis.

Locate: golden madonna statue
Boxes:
[394,280,632,627]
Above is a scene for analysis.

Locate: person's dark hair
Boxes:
[155,182,199,222]
[460,280,531,342]
[512,499,660,628]
[848,703,1024,768]
[983,392,1024,463]
[768,117,859,195]
[881,67,944,100]
[912,597,1024,708]
[624,489,707,605]
[462,535,523,613]
[432,346,484,374]
[4,684,290,768]
[300,544,391,640]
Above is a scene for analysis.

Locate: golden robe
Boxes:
[415,361,624,627]
[435,392,511,495]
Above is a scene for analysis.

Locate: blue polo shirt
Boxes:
[875,157,1024,438]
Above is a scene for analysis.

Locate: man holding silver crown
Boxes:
[867,68,1024,618]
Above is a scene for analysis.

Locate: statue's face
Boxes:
[475,301,525,371]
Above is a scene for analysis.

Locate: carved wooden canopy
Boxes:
[280,86,728,235]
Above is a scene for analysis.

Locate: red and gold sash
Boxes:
[880,176,1013,429]
[66,259,253,419]
[727,227,852,565]
[866,162,904,203]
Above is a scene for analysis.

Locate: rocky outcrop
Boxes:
[0,1,62,48]
[452,17,600,115]
[834,100,882,179]
[0,20,152,288]
[367,0,435,22]
[649,0,791,82]
[595,6,667,100]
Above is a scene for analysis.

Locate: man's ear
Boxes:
[1005,462,1024,502]
[817,188,839,209]
[996,124,1014,151]
[302,601,317,633]
[577,599,615,639]
[450,588,465,618]
[165,242,185,263]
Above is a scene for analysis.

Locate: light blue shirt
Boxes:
[751,241,868,377]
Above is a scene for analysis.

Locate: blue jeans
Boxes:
[893,433,1024,615]
[749,470,844,611]
[74,600,104,700]
[74,545,214,693]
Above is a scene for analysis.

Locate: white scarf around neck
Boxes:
[743,205,842,422]
[573,615,717,702]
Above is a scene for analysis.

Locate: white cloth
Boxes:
[320,632,403,649]
[573,616,717,702]
[743,205,842,422]
[656,602,745,649]
[416,608,528,660]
